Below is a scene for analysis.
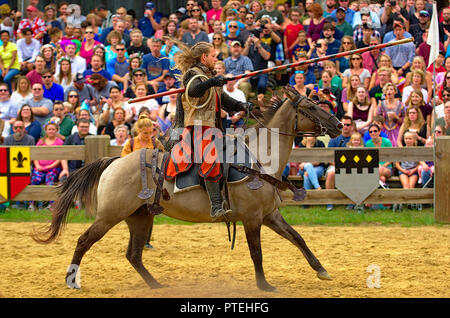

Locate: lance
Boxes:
[128,37,413,104]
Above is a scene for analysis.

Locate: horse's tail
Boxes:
[32,156,120,244]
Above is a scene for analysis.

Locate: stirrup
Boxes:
[210,202,232,219]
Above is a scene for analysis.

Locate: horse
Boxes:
[33,87,343,292]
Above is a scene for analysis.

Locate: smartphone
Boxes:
[314,85,319,93]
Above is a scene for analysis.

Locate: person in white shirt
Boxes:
[55,41,86,76]
[223,73,246,128]
[16,27,41,72]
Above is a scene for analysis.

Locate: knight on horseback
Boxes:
[165,41,253,219]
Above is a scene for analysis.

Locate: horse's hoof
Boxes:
[317,270,332,281]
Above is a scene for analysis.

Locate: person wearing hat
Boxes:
[138,2,162,38]
[17,5,46,44]
[335,7,353,37]
[155,72,179,105]
[329,0,355,26]
[409,10,431,45]
[223,40,254,99]
[63,73,97,105]
[353,9,381,43]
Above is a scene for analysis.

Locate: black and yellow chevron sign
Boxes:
[335,149,379,174]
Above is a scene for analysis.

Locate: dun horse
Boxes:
[33,88,342,292]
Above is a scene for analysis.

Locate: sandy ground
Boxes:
[0,221,449,298]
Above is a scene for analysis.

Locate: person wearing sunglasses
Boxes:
[433,101,450,136]
[105,43,129,91]
[365,123,393,188]
[42,100,74,141]
[80,26,102,66]
[42,69,64,103]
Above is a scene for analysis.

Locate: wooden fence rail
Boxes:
[2,135,450,222]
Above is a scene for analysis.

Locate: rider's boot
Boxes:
[205,180,232,219]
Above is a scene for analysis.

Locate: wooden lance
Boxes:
[128,37,413,104]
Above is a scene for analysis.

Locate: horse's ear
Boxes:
[283,86,301,104]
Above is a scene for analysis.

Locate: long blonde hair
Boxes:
[173,41,213,74]
[134,114,154,134]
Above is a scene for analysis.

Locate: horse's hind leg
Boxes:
[125,206,163,289]
[263,209,332,280]
[243,217,277,292]
[66,219,117,289]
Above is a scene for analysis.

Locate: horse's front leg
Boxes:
[242,217,277,292]
[263,209,332,281]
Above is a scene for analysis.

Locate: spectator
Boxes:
[127,29,150,56]
[208,19,225,42]
[182,18,210,47]
[207,0,224,33]
[368,55,399,92]
[355,22,374,49]
[40,44,57,74]
[104,30,126,65]
[335,6,353,37]
[288,52,316,90]
[292,71,312,97]
[330,0,355,25]
[283,7,304,61]
[124,68,156,101]
[432,87,450,128]
[66,4,86,28]
[64,73,97,106]
[97,4,113,30]
[55,57,74,91]
[63,118,92,175]
[106,42,129,90]
[71,108,97,136]
[352,1,381,29]
[17,5,46,44]
[223,73,246,128]
[353,10,381,44]
[13,104,41,143]
[142,38,170,93]
[380,1,410,35]
[256,0,284,32]
[10,76,32,109]
[409,10,431,46]
[16,27,41,73]
[243,31,271,106]
[342,53,371,89]
[404,89,433,135]
[376,82,405,147]
[308,38,328,81]
[23,82,53,126]
[56,40,86,76]
[42,69,64,103]
[361,37,383,76]
[402,70,429,104]
[28,120,64,210]
[138,2,162,38]
[155,72,179,105]
[101,107,131,140]
[347,85,374,133]
[363,116,388,143]
[0,30,20,92]
[89,73,119,104]
[397,105,427,147]
[296,136,326,193]
[224,41,254,99]
[98,86,126,128]
[110,124,129,146]
[3,120,36,146]
[434,101,450,135]
[320,61,342,94]
[322,22,341,56]
[306,3,325,44]
[79,26,101,66]
[43,4,63,43]
[212,32,229,61]
[83,54,112,82]
[395,131,428,191]
[403,56,433,103]
[0,82,17,129]
[43,100,74,141]
[365,123,393,188]
[123,82,159,123]
[191,4,209,33]
[384,21,415,77]
[335,35,356,77]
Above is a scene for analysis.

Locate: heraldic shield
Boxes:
[335,149,379,205]
[0,147,31,203]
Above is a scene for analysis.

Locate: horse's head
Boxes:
[283,86,343,138]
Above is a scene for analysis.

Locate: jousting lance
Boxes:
[128,37,413,104]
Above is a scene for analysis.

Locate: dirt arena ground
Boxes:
[0,222,449,298]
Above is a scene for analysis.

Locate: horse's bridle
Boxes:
[247,96,329,137]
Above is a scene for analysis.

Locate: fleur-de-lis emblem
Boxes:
[12,151,28,168]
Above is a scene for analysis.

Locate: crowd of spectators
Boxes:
[0,0,449,211]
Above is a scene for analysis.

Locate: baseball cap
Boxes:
[419,10,430,17]
[363,22,374,29]
[163,72,176,79]
[26,5,38,11]
[177,7,187,14]
[336,7,346,13]
[231,41,242,47]
[360,7,370,15]
[145,2,155,10]
[74,73,85,83]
